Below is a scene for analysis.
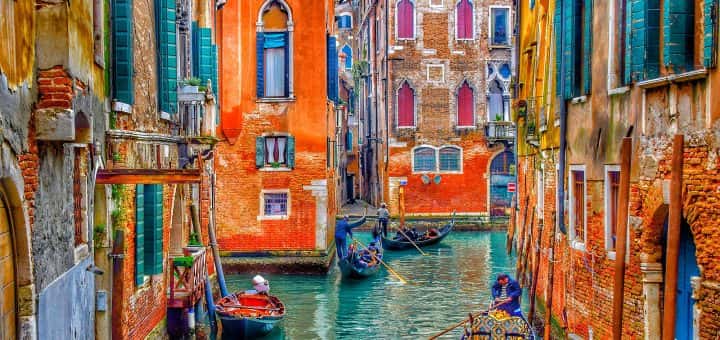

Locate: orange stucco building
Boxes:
[216,0,339,259]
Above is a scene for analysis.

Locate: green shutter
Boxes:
[112,0,134,104]
[212,44,219,94]
[582,0,593,95]
[256,137,265,168]
[664,0,695,73]
[143,184,163,275]
[198,28,213,85]
[287,135,295,169]
[626,0,660,82]
[554,5,562,94]
[156,0,177,114]
[192,21,200,76]
[561,0,578,99]
[704,0,718,68]
[135,185,144,285]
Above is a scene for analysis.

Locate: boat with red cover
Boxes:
[215,292,285,338]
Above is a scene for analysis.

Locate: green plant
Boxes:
[270,161,281,168]
[93,224,106,248]
[112,152,121,162]
[184,77,202,87]
[494,113,503,121]
[188,232,203,246]
[173,256,194,267]
[109,112,117,129]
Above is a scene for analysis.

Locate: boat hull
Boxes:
[217,313,282,339]
[381,222,454,250]
[338,257,381,279]
[461,313,536,340]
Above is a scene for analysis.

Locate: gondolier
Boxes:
[491,273,523,317]
[377,203,390,237]
[335,214,367,259]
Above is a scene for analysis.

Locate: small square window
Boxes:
[263,192,288,216]
[427,64,445,83]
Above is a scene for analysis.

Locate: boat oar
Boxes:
[427,300,511,340]
[394,225,429,256]
[353,238,408,284]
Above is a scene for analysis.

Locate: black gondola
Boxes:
[381,218,454,250]
[338,237,383,279]
[461,310,536,339]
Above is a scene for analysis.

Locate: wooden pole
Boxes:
[662,134,684,340]
[612,137,633,339]
[528,220,543,326]
[399,185,406,227]
[111,229,125,340]
[543,208,557,339]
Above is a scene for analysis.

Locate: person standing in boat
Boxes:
[491,273,523,317]
[335,215,357,259]
[377,203,390,237]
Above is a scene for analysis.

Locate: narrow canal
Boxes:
[221,231,525,339]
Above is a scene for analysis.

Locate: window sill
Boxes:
[570,241,586,252]
[455,125,477,130]
[397,126,416,130]
[637,69,708,89]
[257,215,289,221]
[489,44,511,49]
[257,97,296,103]
[608,86,629,96]
[259,167,292,172]
[112,101,133,114]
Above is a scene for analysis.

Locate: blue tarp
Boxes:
[264,32,286,48]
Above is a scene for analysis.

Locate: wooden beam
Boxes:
[662,134,684,340]
[96,169,202,184]
[612,137,633,339]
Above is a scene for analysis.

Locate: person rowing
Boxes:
[491,273,523,317]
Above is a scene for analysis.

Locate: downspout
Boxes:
[384,0,389,179]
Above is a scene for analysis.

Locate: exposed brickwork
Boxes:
[36,66,73,109]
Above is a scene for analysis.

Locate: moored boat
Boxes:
[381,218,454,251]
[215,292,285,339]
[338,237,383,279]
[461,310,536,340]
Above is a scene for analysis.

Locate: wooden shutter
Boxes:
[256,32,265,98]
[663,0,695,73]
[397,0,414,39]
[561,0,578,99]
[582,0,593,95]
[256,137,265,168]
[192,22,200,76]
[112,0,134,104]
[554,5,562,94]
[457,0,473,39]
[457,82,474,126]
[283,31,290,97]
[398,82,414,126]
[212,44,219,93]
[156,0,177,114]
[144,184,163,275]
[626,0,660,82]
[704,0,718,68]
[287,136,296,169]
[198,28,213,84]
[135,185,144,285]
[327,35,339,103]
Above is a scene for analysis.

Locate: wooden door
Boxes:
[0,198,16,340]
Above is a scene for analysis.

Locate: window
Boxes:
[397,81,415,127]
[413,147,436,172]
[569,166,586,250]
[487,79,507,121]
[342,44,353,70]
[257,1,292,98]
[605,166,620,255]
[439,147,461,171]
[255,135,296,168]
[490,7,510,46]
[621,0,660,83]
[112,0,134,105]
[456,0,474,40]
[263,192,288,216]
[556,0,592,98]
[396,0,415,39]
[427,64,445,83]
[135,184,164,286]
[338,15,352,29]
[457,80,474,127]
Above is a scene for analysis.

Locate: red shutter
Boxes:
[457,0,473,39]
[457,82,474,126]
[398,0,414,39]
[398,82,415,127]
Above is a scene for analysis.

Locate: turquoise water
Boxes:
[221,231,525,339]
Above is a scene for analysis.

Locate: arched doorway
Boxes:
[0,194,16,339]
[488,150,515,216]
[662,218,701,340]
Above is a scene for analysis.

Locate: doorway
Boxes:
[663,218,700,340]
[346,174,355,203]
[0,195,16,339]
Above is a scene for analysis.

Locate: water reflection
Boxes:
[220,231,524,339]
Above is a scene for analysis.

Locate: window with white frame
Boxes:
[439,147,461,171]
[262,191,289,217]
[489,7,510,46]
[569,166,586,250]
[412,146,463,173]
[413,147,436,172]
[265,136,288,165]
[604,165,621,256]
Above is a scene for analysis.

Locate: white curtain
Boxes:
[277,137,286,164]
[266,138,276,163]
[265,48,285,97]
[488,93,503,120]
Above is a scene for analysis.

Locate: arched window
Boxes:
[397,81,415,127]
[456,0,474,39]
[257,0,292,98]
[487,79,505,121]
[457,81,474,127]
[397,0,415,39]
[413,147,436,172]
[439,147,461,171]
[342,44,352,70]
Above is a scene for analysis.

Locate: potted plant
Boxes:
[183,232,204,255]
[495,113,503,122]
[173,255,194,268]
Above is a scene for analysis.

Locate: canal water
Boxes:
[220,231,525,339]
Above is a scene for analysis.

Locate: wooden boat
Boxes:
[338,238,383,279]
[381,218,454,251]
[215,292,285,339]
[461,310,536,340]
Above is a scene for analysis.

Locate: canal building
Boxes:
[215,0,341,269]
[0,0,109,338]
[514,0,720,338]
[380,0,517,218]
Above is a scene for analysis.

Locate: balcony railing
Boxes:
[168,247,207,309]
[485,121,516,142]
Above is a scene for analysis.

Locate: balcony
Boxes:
[485,121,516,144]
[168,247,207,309]
[177,85,217,140]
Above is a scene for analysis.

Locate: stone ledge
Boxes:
[35,108,76,141]
[220,249,335,274]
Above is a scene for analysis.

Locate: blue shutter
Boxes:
[256,33,265,98]
[554,5,562,94]
[192,21,200,76]
[283,31,290,97]
[112,0,134,104]
[342,45,353,70]
[287,136,296,169]
[582,0,592,95]
[561,0,578,99]
[143,184,163,275]
[704,0,718,68]
[135,185,144,285]
[626,0,660,82]
[327,35,338,103]
[212,44,219,93]
[664,0,695,73]
[624,0,634,84]
[198,28,213,85]
[156,0,177,114]
[346,131,353,152]
[256,137,265,168]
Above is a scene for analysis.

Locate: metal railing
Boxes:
[485,121,516,141]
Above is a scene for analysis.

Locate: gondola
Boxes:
[461,310,536,340]
[381,218,454,251]
[338,237,383,279]
[215,292,285,339]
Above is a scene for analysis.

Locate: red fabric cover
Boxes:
[398,82,415,127]
[457,82,474,126]
[456,0,473,39]
[397,0,414,39]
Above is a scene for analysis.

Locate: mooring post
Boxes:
[662,134,684,340]
[612,137,632,339]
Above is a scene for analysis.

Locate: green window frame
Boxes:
[135,184,164,286]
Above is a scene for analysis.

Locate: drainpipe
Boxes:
[201,150,229,298]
